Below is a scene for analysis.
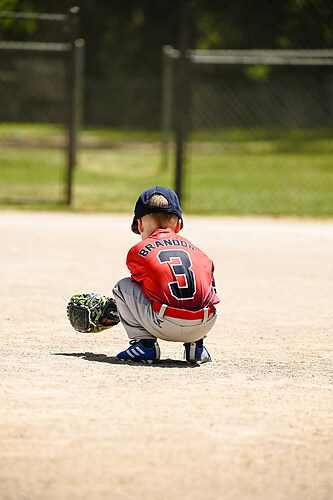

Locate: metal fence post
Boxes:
[175,0,191,204]
[66,6,80,205]
[161,45,174,169]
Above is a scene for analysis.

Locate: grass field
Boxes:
[0,124,332,216]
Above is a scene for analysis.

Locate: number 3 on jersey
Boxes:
[157,249,196,300]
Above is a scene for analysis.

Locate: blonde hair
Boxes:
[148,194,179,229]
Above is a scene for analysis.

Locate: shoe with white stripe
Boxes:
[183,339,211,364]
[117,339,160,364]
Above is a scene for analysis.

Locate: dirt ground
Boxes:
[0,211,332,500]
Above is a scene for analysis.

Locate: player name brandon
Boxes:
[138,238,195,258]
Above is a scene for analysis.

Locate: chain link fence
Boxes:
[162,49,333,216]
[1,5,333,216]
[85,76,160,129]
[189,52,333,216]
[0,9,82,205]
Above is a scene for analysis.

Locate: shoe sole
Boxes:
[118,358,156,364]
[187,359,212,365]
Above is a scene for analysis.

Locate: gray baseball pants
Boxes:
[112,277,217,343]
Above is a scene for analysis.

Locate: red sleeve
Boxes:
[126,245,144,283]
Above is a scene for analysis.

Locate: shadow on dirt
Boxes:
[53,352,198,368]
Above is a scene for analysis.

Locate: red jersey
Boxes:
[126,228,220,310]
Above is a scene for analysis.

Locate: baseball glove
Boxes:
[67,293,120,333]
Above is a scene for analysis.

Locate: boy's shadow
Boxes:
[53,352,198,368]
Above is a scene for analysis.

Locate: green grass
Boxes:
[190,127,333,145]
[0,123,65,139]
[0,124,332,217]
[73,149,173,212]
[0,123,161,144]
[187,151,333,216]
[81,127,161,144]
[0,148,66,203]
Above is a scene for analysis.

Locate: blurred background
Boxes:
[0,0,332,216]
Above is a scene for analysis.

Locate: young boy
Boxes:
[113,186,220,364]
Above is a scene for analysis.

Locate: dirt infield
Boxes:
[0,211,332,500]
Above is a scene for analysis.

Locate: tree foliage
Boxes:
[1,0,333,78]
[1,0,333,127]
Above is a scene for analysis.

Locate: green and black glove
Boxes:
[67,293,120,333]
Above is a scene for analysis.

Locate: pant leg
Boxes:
[113,277,156,341]
[113,276,218,343]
